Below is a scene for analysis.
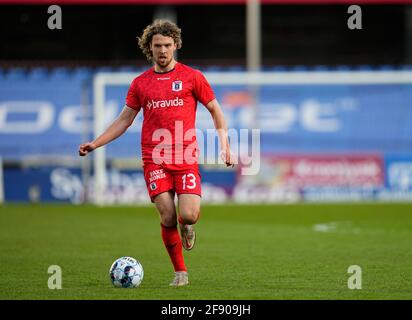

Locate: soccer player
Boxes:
[79,20,234,286]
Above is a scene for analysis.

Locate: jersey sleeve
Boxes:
[125,78,142,111]
[193,70,215,106]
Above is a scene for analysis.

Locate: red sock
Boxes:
[161,224,187,272]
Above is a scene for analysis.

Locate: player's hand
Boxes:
[220,149,236,168]
[78,142,96,156]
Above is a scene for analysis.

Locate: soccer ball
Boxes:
[109,256,144,288]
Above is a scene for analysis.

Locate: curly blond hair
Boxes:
[137,20,182,61]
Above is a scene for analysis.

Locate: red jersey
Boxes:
[126,62,215,165]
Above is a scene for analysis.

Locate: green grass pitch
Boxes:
[0,203,411,300]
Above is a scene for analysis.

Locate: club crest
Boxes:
[172,81,182,92]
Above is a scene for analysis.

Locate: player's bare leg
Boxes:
[154,191,178,227]
[177,194,201,251]
[154,191,189,286]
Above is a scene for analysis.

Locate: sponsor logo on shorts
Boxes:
[149,169,166,182]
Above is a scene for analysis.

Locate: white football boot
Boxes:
[169,271,189,287]
[179,223,196,251]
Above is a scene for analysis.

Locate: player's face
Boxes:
[150,34,177,68]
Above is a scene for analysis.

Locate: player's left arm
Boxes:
[205,98,235,167]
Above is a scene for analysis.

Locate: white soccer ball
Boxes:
[109,256,144,288]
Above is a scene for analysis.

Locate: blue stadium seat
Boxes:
[49,67,71,80]
[136,66,148,74]
[95,66,114,74]
[378,65,395,71]
[205,66,223,72]
[72,67,92,81]
[355,64,373,71]
[263,66,287,72]
[290,65,309,72]
[5,68,27,80]
[28,67,49,81]
[401,64,412,71]
[335,65,351,71]
[116,66,138,73]
[226,66,245,72]
[312,65,329,71]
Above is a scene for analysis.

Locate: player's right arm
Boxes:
[78,105,138,156]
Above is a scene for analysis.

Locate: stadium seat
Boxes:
[263,66,287,72]
[312,65,329,71]
[95,66,114,74]
[5,68,27,80]
[226,66,245,72]
[378,65,395,71]
[136,67,148,74]
[401,64,412,70]
[205,66,223,72]
[355,64,373,71]
[291,65,309,72]
[28,67,49,81]
[335,65,351,71]
[72,67,93,81]
[116,66,138,73]
[49,67,71,80]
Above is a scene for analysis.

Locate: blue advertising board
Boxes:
[3,165,236,204]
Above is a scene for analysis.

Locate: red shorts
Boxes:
[143,162,202,202]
